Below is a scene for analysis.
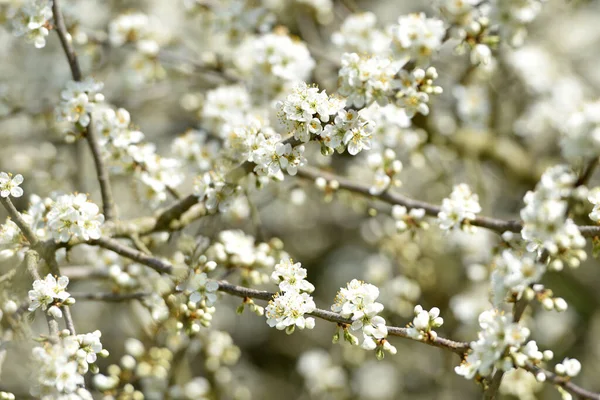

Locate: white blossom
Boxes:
[406,305,444,341]
[271,258,315,293]
[46,193,104,242]
[555,357,581,378]
[265,290,316,333]
[0,172,24,198]
[338,53,404,108]
[490,250,546,306]
[332,12,390,55]
[194,172,239,213]
[28,274,73,316]
[55,79,105,137]
[388,13,446,66]
[177,271,219,305]
[437,183,481,232]
[520,165,586,268]
[455,309,530,379]
[391,205,428,232]
[12,0,52,48]
[234,32,315,97]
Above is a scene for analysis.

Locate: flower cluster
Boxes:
[455,309,531,379]
[554,357,581,378]
[171,130,220,173]
[332,279,397,359]
[108,12,168,85]
[93,338,172,396]
[32,335,95,399]
[74,330,108,373]
[490,250,546,307]
[395,67,443,117]
[94,107,144,150]
[133,145,184,206]
[0,172,24,198]
[55,79,105,139]
[388,13,446,66]
[435,0,545,58]
[196,0,274,43]
[11,0,52,48]
[271,258,315,293]
[94,107,183,206]
[437,183,481,232]
[391,205,428,232]
[491,0,545,47]
[276,83,377,156]
[361,103,426,156]
[234,32,315,98]
[205,230,286,284]
[173,258,220,333]
[276,82,345,142]
[520,165,586,269]
[338,53,404,108]
[200,85,253,137]
[265,291,316,334]
[332,12,390,55]
[46,193,104,242]
[366,149,403,195]
[28,274,75,318]
[266,259,316,334]
[244,125,307,180]
[406,305,444,341]
[194,171,240,213]
[108,12,163,53]
[177,270,219,306]
[434,0,494,65]
[297,349,348,397]
[588,187,600,223]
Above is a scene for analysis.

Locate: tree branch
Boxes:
[525,363,600,400]
[216,281,470,355]
[296,166,600,238]
[91,237,173,274]
[72,292,150,302]
[52,0,116,221]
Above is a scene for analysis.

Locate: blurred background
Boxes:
[2,0,600,398]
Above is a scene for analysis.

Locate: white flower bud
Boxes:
[120,355,137,370]
[542,297,554,311]
[3,300,17,314]
[554,298,568,312]
[124,338,145,357]
[470,44,492,65]
[536,372,546,382]
[47,305,63,319]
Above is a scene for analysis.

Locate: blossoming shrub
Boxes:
[1,0,600,399]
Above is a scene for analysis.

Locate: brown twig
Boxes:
[52,0,116,221]
[216,281,470,355]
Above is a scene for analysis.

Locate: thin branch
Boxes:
[72,292,149,302]
[52,0,116,221]
[296,166,600,238]
[216,281,470,355]
[91,237,173,274]
[525,363,600,400]
[0,197,39,246]
[84,117,117,220]
[297,166,522,233]
[153,194,199,232]
[576,157,599,187]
